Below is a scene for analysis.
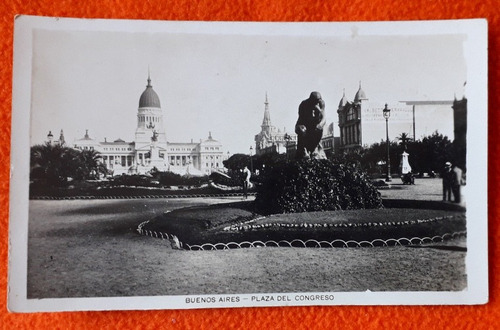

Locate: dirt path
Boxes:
[27,198,466,298]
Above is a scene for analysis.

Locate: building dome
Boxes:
[354,82,367,103]
[139,76,161,108]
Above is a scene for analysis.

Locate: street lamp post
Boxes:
[383,104,392,182]
[249,146,254,173]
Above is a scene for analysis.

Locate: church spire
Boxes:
[147,68,152,87]
[262,92,271,127]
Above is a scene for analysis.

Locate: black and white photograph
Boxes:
[9,16,488,312]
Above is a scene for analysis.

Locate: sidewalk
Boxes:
[379,177,466,208]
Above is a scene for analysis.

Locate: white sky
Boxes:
[30,27,467,154]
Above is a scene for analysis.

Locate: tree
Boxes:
[400,131,453,175]
[331,148,365,170]
[30,143,79,185]
[223,154,251,172]
[397,132,412,151]
[30,144,108,185]
[75,149,108,180]
[253,152,287,172]
[353,141,399,176]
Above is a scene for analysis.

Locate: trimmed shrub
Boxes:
[157,171,208,187]
[254,159,383,214]
[110,175,156,187]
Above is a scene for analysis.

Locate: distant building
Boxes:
[46,129,66,146]
[337,83,455,152]
[254,93,296,155]
[50,74,226,176]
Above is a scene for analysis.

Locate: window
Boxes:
[347,108,355,121]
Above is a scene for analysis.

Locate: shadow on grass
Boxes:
[406,245,467,252]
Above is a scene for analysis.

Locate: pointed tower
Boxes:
[338,88,349,111]
[354,81,368,104]
[255,93,279,154]
[261,93,272,135]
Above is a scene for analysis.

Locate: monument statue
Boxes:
[151,130,158,143]
[295,91,327,160]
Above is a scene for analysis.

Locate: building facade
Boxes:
[337,83,455,152]
[254,94,297,155]
[68,75,225,176]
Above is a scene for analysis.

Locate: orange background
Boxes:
[0,1,498,329]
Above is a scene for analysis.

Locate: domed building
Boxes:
[70,74,225,176]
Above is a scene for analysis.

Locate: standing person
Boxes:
[242,166,251,199]
[451,164,464,203]
[442,162,453,202]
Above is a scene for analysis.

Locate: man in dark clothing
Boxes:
[295,91,326,160]
[442,162,453,202]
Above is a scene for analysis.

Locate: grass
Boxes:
[143,201,466,246]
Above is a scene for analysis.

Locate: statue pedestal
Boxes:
[148,144,168,171]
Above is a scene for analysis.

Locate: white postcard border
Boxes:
[8,16,488,312]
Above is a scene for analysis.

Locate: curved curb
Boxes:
[183,232,466,250]
[30,192,257,200]
[137,216,467,251]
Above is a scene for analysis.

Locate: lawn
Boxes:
[141,201,465,248]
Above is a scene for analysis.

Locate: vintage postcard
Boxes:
[9,16,488,312]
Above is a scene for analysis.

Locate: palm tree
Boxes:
[30,143,79,185]
[76,149,108,180]
[397,132,412,151]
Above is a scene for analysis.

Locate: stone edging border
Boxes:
[222,215,464,232]
[137,215,467,250]
[30,192,256,200]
